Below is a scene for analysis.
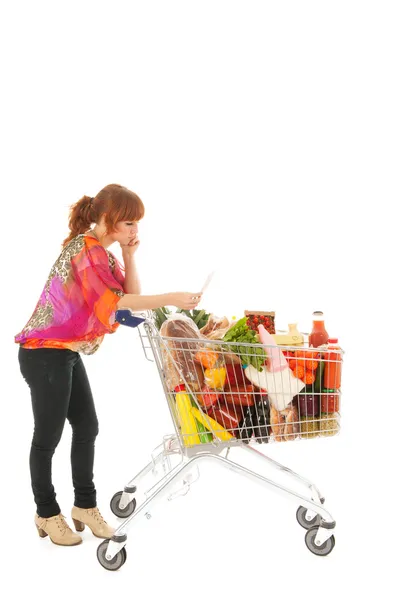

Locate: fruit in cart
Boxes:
[204,367,227,390]
[305,350,320,359]
[292,364,305,380]
[305,359,319,371]
[302,370,316,385]
[245,311,276,334]
[194,348,220,369]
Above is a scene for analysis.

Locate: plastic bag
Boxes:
[200,314,231,340]
[244,364,305,411]
[160,314,204,392]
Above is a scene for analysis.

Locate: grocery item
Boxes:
[323,339,342,389]
[204,367,227,390]
[153,306,172,330]
[175,391,201,446]
[272,323,304,346]
[225,362,247,386]
[194,348,220,369]
[236,397,271,444]
[223,317,267,371]
[208,400,242,432]
[245,311,276,334]
[270,404,300,442]
[191,407,234,441]
[321,389,340,413]
[300,417,320,439]
[257,325,288,372]
[188,395,213,443]
[224,384,257,407]
[309,311,330,348]
[198,385,221,409]
[160,314,204,391]
[245,364,305,411]
[296,393,320,417]
[200,314,231,339]
[175,308,211,329]
[319,413,340,437]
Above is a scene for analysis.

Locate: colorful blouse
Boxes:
[15,234,126,355]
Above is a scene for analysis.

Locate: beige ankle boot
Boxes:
[35,513,82,546]
[71,506,115,539]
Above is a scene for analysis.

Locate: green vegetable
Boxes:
[222,318,266,371]
[190,395,213,443]
[153,307,211,331]
[313,359,325,395]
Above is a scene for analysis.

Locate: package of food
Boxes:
[200,314,231,340]
[245,311,276,334]
[160,314,204,392]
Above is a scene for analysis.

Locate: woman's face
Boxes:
[112,220,139,245]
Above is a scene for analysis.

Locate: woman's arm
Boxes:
[123,255,141,294]
[116,292,202,312]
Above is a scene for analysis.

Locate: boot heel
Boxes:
[72,518,85,532]
[36,524,48,538]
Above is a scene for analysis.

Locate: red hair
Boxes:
[63,184,145,247]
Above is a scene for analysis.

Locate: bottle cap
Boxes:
[328,338,338,343]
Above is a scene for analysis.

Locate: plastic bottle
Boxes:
[309,311,329,348]
[323,338,342,389]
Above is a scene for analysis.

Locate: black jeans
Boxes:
[18,346,99,518]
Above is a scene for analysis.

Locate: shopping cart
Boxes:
[96,309,342,571]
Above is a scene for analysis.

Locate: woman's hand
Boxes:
[171,292,203,310]
[120,234,140,259]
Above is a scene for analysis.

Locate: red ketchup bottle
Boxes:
[309,311,330,348]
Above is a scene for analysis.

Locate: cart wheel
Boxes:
[296,505,322,530]
[110,491,137,518]
[305,526,335,557]
[97,540,127,571]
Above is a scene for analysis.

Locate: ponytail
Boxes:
[62,195,95,246]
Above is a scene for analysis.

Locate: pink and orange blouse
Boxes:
[15,234,126,355]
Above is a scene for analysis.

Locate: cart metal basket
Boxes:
[96,310,342,571]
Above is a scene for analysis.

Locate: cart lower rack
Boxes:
[96,310,342,571]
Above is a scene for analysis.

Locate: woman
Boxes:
[15,183,202,546]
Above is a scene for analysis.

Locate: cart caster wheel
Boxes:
[296,505,322,530]
[97,540,127,571]
[305,526,335,556]
[110,491,137,518]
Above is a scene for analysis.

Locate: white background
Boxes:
[0,0,398,597]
